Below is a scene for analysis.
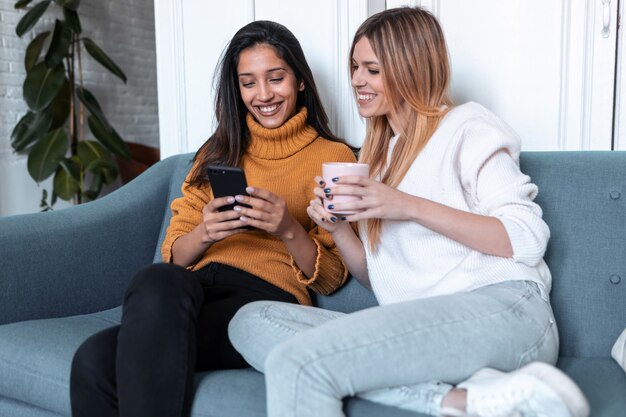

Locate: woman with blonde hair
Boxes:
[229,7,589,417]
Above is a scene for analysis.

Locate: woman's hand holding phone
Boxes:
[200,197,249,244]
[204,165,302,241]
[232,187,300,240]
[171,195,247,267]
[236,187,318,279]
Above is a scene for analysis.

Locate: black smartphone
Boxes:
[206,165,251,212]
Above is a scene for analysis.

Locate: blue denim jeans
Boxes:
[228,280,558,417]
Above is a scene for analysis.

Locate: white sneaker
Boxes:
[457,362,590,417]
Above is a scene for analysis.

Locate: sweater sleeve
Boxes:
[291,226,349,295]
[289,144,356,294]
[458,116,550,267]
[160,165,210,265]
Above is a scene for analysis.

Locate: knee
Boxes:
[264,337,333,399]
[124,263,200,310]
[264,330,349,399]
[228,301,274,350]
[264,334,308,377]
[71,330,115,387]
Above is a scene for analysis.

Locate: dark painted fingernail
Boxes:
[319,180,325,186]
[323,188,331,193]
[330,217,337,223]
[332,177,339,182]
[340,217,347,221]
[321,218,325,222]
[328,204,334,210]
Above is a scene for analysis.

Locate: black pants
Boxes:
[70,262,297,417]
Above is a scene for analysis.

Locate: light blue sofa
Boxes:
[1,151,625,417]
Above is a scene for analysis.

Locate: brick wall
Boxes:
[0,0,159,215]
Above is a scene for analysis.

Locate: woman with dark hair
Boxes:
[69,20,354,417]
[187,19,345,180]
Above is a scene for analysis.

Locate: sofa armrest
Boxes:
[0,155,182,325]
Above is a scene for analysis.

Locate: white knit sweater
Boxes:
[359,102,551,305]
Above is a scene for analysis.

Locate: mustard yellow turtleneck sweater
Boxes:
[161,108,356,305]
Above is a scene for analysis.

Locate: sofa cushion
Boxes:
[0,395,63,417]
[2,305,625,417]
[191,369,266,417]
[191,359,626,417]
[558,356,626,417]
[315,275,378,313]
[0,308,121,415]
[191,368,427,417]
[0,305,427,417]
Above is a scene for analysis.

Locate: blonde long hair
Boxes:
[351,7,453,251]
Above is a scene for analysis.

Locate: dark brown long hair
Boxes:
[188,20,347,186]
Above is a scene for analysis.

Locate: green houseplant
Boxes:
[10,0,131,209]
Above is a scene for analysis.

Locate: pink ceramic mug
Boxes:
[322,162,369,214]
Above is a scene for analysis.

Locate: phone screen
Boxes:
[206,165,250,212]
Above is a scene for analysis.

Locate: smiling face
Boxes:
[351,37,391,120]
[237,44,303,129]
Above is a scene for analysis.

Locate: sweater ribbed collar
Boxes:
[246,107,319,160]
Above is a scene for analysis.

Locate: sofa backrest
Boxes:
[153,153,195,263]
[518,151,626,358]
[156,151,626,359]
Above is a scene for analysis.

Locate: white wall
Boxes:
[155,0,623,157]
[155,0,386,159]
[0,0,159,216]
[383,0,620,151]
[614,0,626,150]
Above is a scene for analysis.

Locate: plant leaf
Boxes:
[15,0,34,9]
[39,188,53,211]
[84,158,113,172]
[88,115,131,160]
[85,158,117,184]
[53,160,80,200]
[58,156,80,180]
[10,112,36,150]
[83,173,103,202]
[85,154,119,188]
[82,38,127,83]
[45,19,72,68]
[15,0,52,37]
[76,87,111,130]
[48,78,70,129]
[23,62,66,111]
[24,31,50,72]
[77,140,111,170]
[63,8,81,33]
[27,128,68,181]
[11,110,53,152]
[54,0,79,10]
